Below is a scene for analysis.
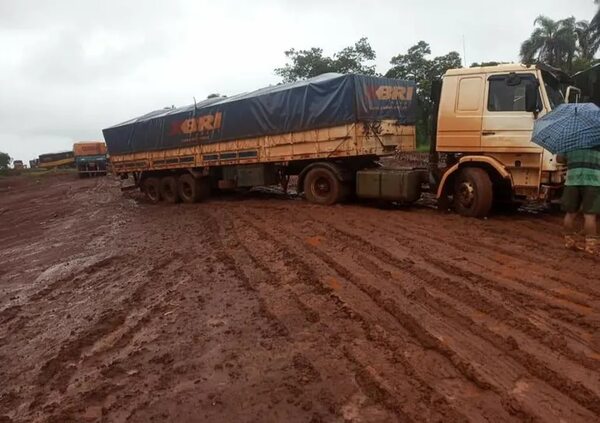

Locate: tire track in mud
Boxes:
[379,210,598,306]
[224,205,520,422]
[236,204,600,421]
[298,208,599,367]
[210,206,476,422]
[194,208,362,421]
[357,214,600,363]
[315,209,600,376]
[27,248,189,421]
[337,207,597,316]
[482,217,600,279]
[364,206,599,299]
[340,209,600,365]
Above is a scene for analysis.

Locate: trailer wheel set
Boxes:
[140,173,213,204]
[136,163,507,218]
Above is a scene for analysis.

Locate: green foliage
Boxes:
[518,14,600,73]
[275,37,376,82]
[385,41,462,146]
[572,57,600,73]
[0,152,11,170]
[470,61,507,67]
[520,15,578,71]
[575,20,600,62]
[385,41,461,99]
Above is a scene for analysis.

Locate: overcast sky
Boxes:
[0,0,596,162]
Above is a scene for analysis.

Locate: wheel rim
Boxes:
[148,186,159,200]
[457,181,475,208]
[313,177,331,197]
[182,182,193,198]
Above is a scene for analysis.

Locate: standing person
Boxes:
[560,147,600,255]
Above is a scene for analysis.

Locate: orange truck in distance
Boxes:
[73,142,108,178]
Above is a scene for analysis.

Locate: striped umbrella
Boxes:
[532,103,600,154]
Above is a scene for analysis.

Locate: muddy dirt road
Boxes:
[0,174,599,422]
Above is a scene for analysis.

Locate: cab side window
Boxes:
[487,75,538,112]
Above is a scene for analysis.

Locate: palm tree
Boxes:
[520,15,578,71]
[575,20,600,61]
[588,1,600,54]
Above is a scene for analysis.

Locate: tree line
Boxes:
[275,5,600,82]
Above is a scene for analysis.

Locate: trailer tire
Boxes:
[178,174,210,203]
[142,177,162,204]
[304,167,343,205]
[160,176,180,203]
[453,167,493,218]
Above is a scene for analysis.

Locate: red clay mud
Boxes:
[0,174,599,422]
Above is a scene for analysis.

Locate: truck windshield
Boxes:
[542,71,565,109]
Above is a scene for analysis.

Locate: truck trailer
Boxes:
[73,141,108,177]
[38,151,75,170]
[105,65,576,217]
[104,74,418,205]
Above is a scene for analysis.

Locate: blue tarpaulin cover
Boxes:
[102,73,417,155]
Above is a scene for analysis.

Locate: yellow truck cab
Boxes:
[434,63,570,217]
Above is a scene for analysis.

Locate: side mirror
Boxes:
[565,86,581,104]
[525,83,539,113]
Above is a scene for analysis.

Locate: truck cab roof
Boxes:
[444,63,570,83]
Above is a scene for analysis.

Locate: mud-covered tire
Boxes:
[177,174,210,203]
[304,167,343,205]
[160,176,180,204]
[453,168,493,218]
[142,177,162,203]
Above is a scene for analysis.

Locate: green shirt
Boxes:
[565,148,600,187]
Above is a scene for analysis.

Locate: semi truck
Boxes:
[104,64,576,217]
[73,141,108,177]
[38,151,75,170]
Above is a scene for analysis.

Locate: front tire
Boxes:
[453,168,493,218]
[304,167,343,205]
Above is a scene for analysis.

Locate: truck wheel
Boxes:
[142,177,161,203]
[177,174,210,203]
[160,176,180,203]
[453,168,493,218]
[304,167,342,205]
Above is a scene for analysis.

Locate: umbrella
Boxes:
[532,103,600,154]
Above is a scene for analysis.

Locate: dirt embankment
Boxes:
[0,175,599,422]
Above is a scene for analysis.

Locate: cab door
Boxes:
[481,73,543,150]
[482,72,546,197]
[437,75,484,151]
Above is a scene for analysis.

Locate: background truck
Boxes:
[38,151,75,170]
[73,141,108,177]
[103,74,418,205]
[12,160,24,170]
